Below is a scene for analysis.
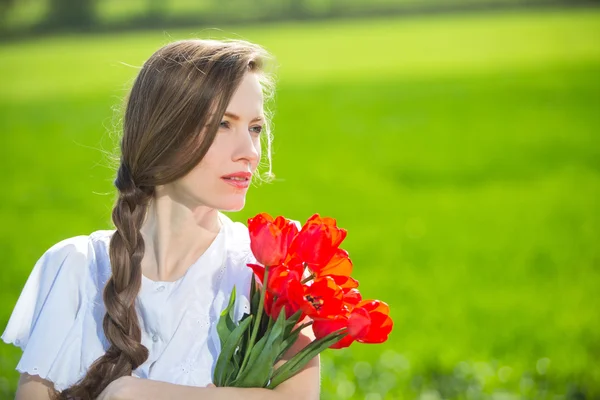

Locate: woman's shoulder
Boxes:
[5,230,115,323]
[40,229,114,256]
[34,230,114,280]
[42,230,101,256]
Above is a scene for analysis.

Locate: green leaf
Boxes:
[216,286,238,349]
[267,329,348,389]
[283,310,304,337]
[223,358,238,386]
[213,315,253,386]
[227,335,247,386]
[235,309,288,387]
[232,332,269,385]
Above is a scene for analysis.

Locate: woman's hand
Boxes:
[97,376,138,400]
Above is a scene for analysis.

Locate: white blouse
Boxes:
[1,212,255,391]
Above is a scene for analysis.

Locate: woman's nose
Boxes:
[233,128,260,168]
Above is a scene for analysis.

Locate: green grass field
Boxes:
[1,8,599,399]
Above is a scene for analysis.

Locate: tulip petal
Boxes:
[342,288,362,308]
[247,263,265,284]
[319,249,353,278]
[358,315,393,344]
[332,275,359,290]
[348,307,371,339]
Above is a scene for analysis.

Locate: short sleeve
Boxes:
[1,235,93,389]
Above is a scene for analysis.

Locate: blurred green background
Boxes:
[1,1,599,399]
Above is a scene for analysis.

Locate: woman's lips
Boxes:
[221,172,252,189]
[221,177,250,189]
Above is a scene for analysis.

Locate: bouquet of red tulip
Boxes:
[212,213,393,388]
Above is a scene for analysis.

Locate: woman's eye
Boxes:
[250,125,263,134]
[220,120,230,129]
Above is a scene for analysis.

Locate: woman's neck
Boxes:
[138,191,222,282]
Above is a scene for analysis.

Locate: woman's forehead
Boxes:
[226,73,264,119]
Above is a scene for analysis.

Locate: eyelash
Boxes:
[219,121,263,135]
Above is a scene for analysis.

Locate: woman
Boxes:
[2,39,320,400]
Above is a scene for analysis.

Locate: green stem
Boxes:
[240,265,269,374]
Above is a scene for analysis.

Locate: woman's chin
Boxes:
[219,198,246,212]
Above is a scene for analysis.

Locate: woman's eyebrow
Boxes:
[223,112,240,121]
[223,112,264,123]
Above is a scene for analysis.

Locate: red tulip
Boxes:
[352,300,393,344]
[312,299,393,349]
[246,212,392,349]
[286,214,347,273]
[248,213,299,267]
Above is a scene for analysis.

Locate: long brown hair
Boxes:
[55,39,273,400]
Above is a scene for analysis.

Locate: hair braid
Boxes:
[55,164,152,400]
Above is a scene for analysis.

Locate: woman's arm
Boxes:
[271,319,321,399]
[101,323,321,400]
[16,373,55,400]
[14,324,319,400]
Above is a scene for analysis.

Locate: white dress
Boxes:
[1,212,255,391]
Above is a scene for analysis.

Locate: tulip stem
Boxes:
[240,265,269,374]
[300,273,315,284]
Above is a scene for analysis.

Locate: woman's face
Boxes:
[165,72,265,212]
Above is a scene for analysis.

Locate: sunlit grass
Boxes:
[1,8,599,101]
[0,8,599,399]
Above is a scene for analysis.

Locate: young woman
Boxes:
[2,39,320,400]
